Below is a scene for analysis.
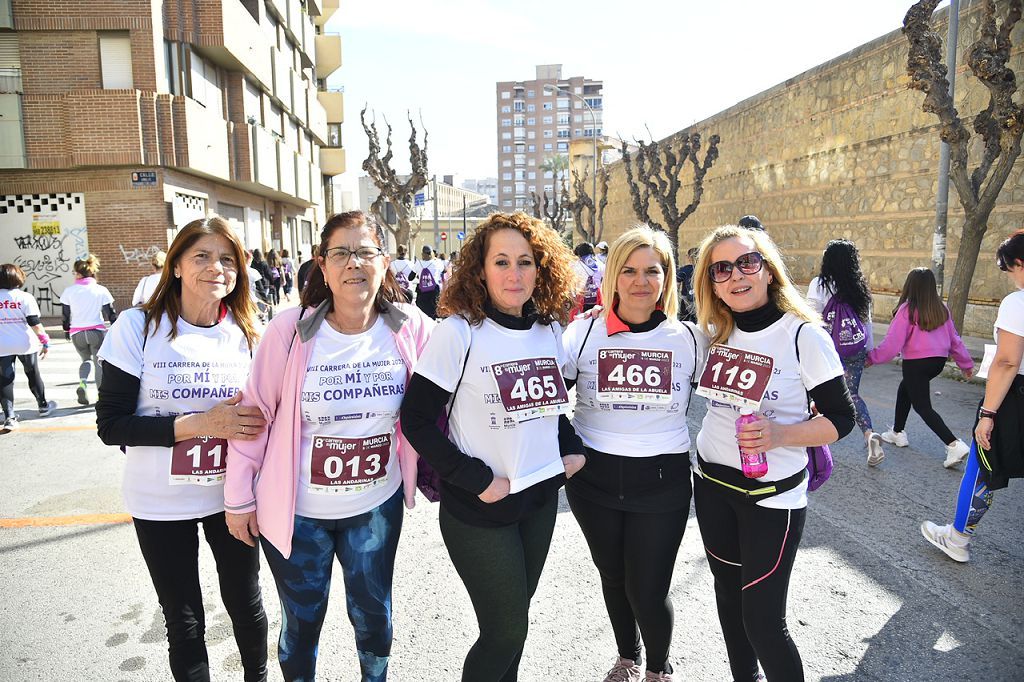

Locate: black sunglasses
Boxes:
[709,252,765,283]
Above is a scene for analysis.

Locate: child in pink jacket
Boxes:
[868,268,974,468]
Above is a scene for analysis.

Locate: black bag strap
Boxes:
[573,316,598,381]
[794,321,812,412]
[683,321,699,415]
[287,306,308,353]
[444,318,474,435]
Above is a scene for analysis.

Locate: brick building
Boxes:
[0,0,345,313]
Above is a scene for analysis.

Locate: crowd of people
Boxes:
[0,207,1019,681]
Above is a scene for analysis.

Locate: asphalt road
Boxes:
[1,334,1021,681]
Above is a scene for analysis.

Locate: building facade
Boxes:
[495,64,603,211]
[0,0,346,312]
[461,177,497,206]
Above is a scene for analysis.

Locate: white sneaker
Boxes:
[920,521,970,562]
[879,428,909,447]
[2,415,18,431]
[943,439,970,469]
[867,433,885,467]
[38,400,57,417]
[603,657,642,682]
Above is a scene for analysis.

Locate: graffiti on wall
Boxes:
[1,193,88,315]
[118,244,163,265]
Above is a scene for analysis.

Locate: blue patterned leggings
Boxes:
[842,350,874,434]
[953,442,994,535]
[261,488,404,682]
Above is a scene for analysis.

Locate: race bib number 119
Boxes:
[695,345,774,410]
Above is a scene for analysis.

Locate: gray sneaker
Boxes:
[603,657,643,682]
[867,433,885,467]
[38,400,57,417]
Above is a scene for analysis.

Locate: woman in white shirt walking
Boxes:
[0,264,55,429]
[132,250,166,306]
[59,254,117,405]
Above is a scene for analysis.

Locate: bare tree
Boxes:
[530,174,571,236]
[360,105,429,248]
[620,132,721,257]
[904,0,1023,329]
[567,165,609,244]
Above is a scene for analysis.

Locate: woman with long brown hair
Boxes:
[868,267,974,467]
[401,212,585,681]
[96,216,269,681]
[0,263,55,429]
[225,210,434,681]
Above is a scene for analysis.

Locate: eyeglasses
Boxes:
[323,246,385,265]
[708,252,765,283]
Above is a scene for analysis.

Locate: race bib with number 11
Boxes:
[170,436,228,486]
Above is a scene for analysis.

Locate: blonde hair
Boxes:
[150,250,166,269]
[694,225,819,346]
[600,225,679,319]
[74,254,100,278]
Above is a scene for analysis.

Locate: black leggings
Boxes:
[894,356,956,444]
[133,512,268,681]
[438,494,557,682]
[693,476,806,682]
[1,353,48,418]
[566,489,689,673]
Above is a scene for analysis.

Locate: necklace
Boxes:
[327,310,377,334]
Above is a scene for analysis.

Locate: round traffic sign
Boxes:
[440,232,447,240]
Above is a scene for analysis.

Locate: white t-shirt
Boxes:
[391,259,417,292]
[296,317,405,519]
[806,276,874,349]
[563,316,706,456]
[415,315,569,494]
[0,288,42,355]
[59,279,114,331]
[132,273,162,306]
[98,308,253,521]
[695,313,844,509]
[414,259,445,293]
[994,289,1024,375]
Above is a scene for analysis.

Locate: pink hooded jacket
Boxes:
[868,302,973,370]
[225,299,434,558]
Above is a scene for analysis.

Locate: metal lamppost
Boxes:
[543,84,599,208]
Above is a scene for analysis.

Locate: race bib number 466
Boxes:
[170,437,227,486]
[597,348,673,405]
[308,434,391,495]
[695,345,774,410]
[492,357,570,422]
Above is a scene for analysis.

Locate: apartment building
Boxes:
[461,177,498,206]
[495,64,603,211]
[0,0,345,313]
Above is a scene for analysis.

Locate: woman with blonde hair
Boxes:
[562,226,705,682]
[96,217,269,681]
[132,250,167,306]
[59,253,117,405]
[691,225,854,681]
[401,212,585,681]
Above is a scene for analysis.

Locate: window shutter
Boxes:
[0,34,20,70]
[99,33,133,89]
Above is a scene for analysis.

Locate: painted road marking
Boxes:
[0,513,131,528]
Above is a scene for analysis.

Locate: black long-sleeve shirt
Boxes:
[95,360,176,447]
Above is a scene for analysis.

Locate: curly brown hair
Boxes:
[438,212,578,325]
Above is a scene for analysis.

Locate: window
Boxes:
[557,114,569,125]
[557,129,570,138]
[514,117,524,126]
[502,160,512,168]
[542,116,553,125]
[188,50,222,112]
[515,143,526,153]
[527,171,536,180]
[542,130,553,138]
[502,172,512,180]
[514,154,525,165]
[501,91,511,99]
[528,158,536,166]
[526,117,535,126]
[99,32,133,89]
[542,102,553,110]
[557,142,568,151]
[527,104,536,112]
[515,182,526,193]
[543,143,553,151]
[557,97,569,110]
[574,114,583,123]
[574,129,582,137]
[513,101,524,112]
[501,118,511,127]
[585,97,603,109]
[501,132,512,140]
[501,105,511,113]
[503,200,513,206]
[544,184,554,193]
[528,185,536,193]
[502,145,512,153]
[514,170,524,180]
[574,86,582,94]
[527,131,535,140]
[544,171,554,179]
[513,128,525,139]
[527,89,535,98]
[527,144,536,152]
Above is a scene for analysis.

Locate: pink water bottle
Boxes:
[736,409,769,479]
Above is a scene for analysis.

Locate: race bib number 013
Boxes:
[695,345,774,410]
[596,348,673,405]
[492,357,570,422]
[170,436,227,486]
[308,434,391,495]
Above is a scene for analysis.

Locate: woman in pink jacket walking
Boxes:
[868,267,974,468]
[225,211,435,682]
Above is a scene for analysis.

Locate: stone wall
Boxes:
[599,0,1024,336]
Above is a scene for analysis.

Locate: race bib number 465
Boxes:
[597,348,673,404]
[170,437,227,486]
[492,357,570,422]
[695,345,774,410]
[308,434,391,495]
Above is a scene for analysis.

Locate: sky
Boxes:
[326,0,948,201]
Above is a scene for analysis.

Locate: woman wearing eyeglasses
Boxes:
[692,225,854,682]
[225,211,435,681]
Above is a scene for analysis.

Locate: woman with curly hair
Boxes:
[400,212,586,681]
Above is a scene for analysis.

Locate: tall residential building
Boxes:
[495,64,603,211]
[461,177,498,206]
[0,0,345,312]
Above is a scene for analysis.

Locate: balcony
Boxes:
[317,89,343,123]
[293,74,307,126]
[308,86,328,144]
[253,124,280,191]
[298,10,315,69]
[320,146,345,176]
[315,33,342,79]
[278,141,296,196]
[195,0,273,91]
[271,48,293,112]
[314,0,338,27]
[295,153,312,202]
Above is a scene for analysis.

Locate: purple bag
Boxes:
[822,295,867,359]
[796,323,835,491]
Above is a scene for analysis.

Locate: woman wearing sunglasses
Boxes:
[691,225,855,681]
[225,211,435,681]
